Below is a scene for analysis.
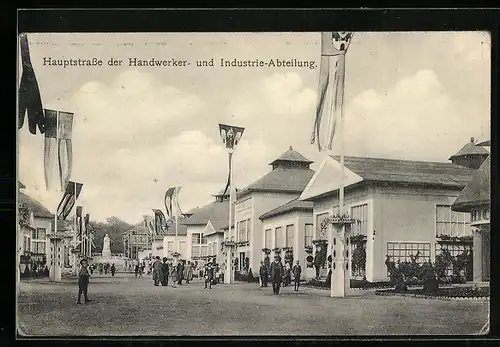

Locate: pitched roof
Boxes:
[452,155,490,212]
[180,199,232,231]
[237,167,315,198]
[259,198,313,220]
[330,155,476,188]
[449,137,489,160]
[270,146,313,166]
[18,192,53,219]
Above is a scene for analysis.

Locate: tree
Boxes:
[91,217,133,255]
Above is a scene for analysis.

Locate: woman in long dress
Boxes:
[184,261,194,284]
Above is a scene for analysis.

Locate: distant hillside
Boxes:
[92,216,133,254]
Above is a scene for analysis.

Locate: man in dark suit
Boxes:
[292,260,302,292]
[160,257,169,286]
[270,256,284,295]
[259,261,268,287]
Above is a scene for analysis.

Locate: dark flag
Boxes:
[44,109,74,191]
[18,33,45,135]
[56,181,83,220]
[222,153,232,196]
[76,206,83,237]
[164,187,183,220]
[310,32,353,151]
[153,209,168,235]
[219,123,245,150]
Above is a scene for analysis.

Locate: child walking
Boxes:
[77,258,92,304]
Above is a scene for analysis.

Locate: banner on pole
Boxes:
[18,34,45,135]
[219,123,245,151]
[310,32,353,152]
[164,186,183,220]
[56,181,83,220]
[44,109,75,191]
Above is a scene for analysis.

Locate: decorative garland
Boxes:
[437,235,473,243]
[349,234,367,244]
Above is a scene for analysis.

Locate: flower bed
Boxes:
[376,285,489,299]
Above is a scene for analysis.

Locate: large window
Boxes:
[316,213,330,240]
[32,241,45,254]
[351,204,368,236]
[265,229,272,248]
[304,224,313,248]
[387,242,431,265]
[237,219,251,242]
[31,228,47,255]
[167,241,174,256]
[32,228,46,240]
[192,233,201,245]
[192,233,207,258]
[274,227,284,248]
[436,205,471,237]
[286,224,294,248]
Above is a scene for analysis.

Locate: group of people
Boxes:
[259,256,302,294]
[150,257,195,287]
[94,263,116,276]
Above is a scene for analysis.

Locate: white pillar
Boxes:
[49,238,62,282]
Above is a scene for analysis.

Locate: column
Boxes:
[473,228,483,282]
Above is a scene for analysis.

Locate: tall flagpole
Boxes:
[175,191,179,255]
[330,37,351,298]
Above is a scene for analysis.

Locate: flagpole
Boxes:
[331,54,349,298]
[175,192,179,255]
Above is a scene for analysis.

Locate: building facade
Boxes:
[299,143,481,282]
[181,189,231,267]
[18,190,54,276]
[259,198,314,272]
[452,142,490,282]
[234,146,315,274]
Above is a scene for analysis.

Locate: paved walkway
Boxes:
[17,273,489,336]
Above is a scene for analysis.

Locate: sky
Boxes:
[18,32,491,225]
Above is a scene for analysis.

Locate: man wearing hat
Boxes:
[270,255,284,295]
[292,260,302,292]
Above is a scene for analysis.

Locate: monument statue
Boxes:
[102,234,111,258]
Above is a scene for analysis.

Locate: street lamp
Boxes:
[219,123,245,285]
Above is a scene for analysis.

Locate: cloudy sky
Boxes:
[18,32,491,224]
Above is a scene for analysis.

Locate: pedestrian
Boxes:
[99,263,103,275]
[270,255,284,295]
[152,256,162,286]
[292,260,302,292]
[284,261,292,287]
[184,261,193,284]
[89,264,93,275]
[161,257,169,286]
[259,261,268,287]
[110,264,116,277]
[177,261,185,285]
[134,264,139,277]
[204,262,214,289]
[170,262,177,288]
[77,258,92,304]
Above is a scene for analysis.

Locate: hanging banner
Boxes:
[310,32,353,152]
[18,33,45,135]
[56,181,83,220]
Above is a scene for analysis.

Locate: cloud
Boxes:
[340,69,488,161]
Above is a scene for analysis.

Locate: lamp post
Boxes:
[219,123,245,285]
